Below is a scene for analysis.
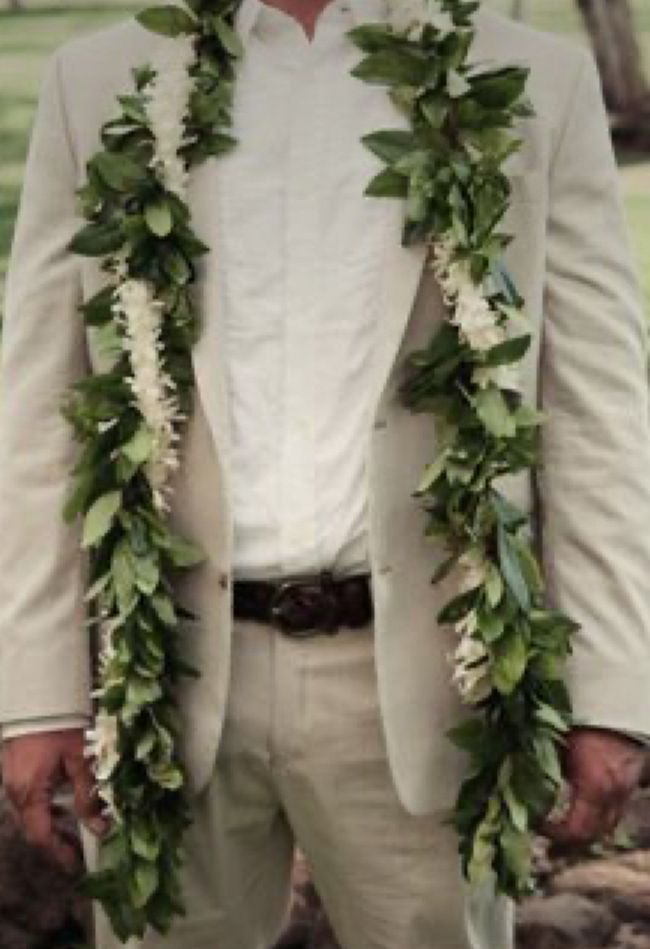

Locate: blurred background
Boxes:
[0,2,649,948]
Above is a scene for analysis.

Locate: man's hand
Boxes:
[1,729,109,871]
[544,727,646,846]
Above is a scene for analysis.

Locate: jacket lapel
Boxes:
[187,156,232,469]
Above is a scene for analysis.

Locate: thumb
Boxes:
[64,744,110,838]
[543,789,605,845]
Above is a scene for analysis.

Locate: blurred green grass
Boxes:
[0,0,648,315]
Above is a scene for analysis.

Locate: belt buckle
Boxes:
[269,573,339,637]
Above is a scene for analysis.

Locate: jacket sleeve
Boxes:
[0,50,93,726]
[538,48,650,736]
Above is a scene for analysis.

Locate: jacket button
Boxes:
[378,565,392,576]
[218,573,230,590]
[373,418,388,430]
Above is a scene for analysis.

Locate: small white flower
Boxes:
[84,711,120,813]
[451,632,492,705]
[454,608,478,639]
[473,362,521,392]
[449,614,492,705]
[456,548,488,593]
[387,0,430,36]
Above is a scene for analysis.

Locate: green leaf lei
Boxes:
[63,0,579,938]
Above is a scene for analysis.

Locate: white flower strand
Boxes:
[430,237,507,352]
[112,278,183,512]
[451,617,492,705]
[144,39,197,199]
[84,709,120,816]
[447,553,493,704]
[86,42,199,827]
[429,230,524,708]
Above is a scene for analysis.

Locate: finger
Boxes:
[601,800,626,838]
[64,747,109,837]
[544,792,608,845]
[20,798,79,872]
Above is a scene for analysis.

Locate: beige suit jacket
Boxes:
[1,6,650,815]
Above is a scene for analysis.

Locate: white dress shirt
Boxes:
[221,0,397,580]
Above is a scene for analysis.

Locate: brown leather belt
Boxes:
[232,570,373,637]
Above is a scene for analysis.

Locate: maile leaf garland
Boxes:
[63,0,579,938]
[350,0,579,896]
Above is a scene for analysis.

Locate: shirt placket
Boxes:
[278,33,334,577]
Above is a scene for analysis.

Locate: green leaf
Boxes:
[136,5,196,36]
[491,628,527,695]
[491,491,528,531]
[91,322,123,369]
[437,587,478,625]
[484,564,504,608]
[513,536,544,596]
[474,386,516,439]
[501,823,532,882]
[144,199,173,237]
[161,247,192,285]
[430,551,459,585]
[121,426,154,465]
[415,451,447,495]
[69,222,124,257]
[351,50,428,86]
[478,610,505,643]
[514,404,544,428]
[497,525,530,611]
[470,66,528,109]
[82,491,122,548]
[483,334,530,368]
[79,285,116,326]
[533,735,563,786]
[502,784,528,833]
[147,760,184,789]
[63,469,94,523]
[163,534,205,567]
[92,151,147,192]
[112,540,137,615]
[490,259,523,307]
[420,94,448,129]
[151,592,177,626]
[132,859,158,908]
[467,795,501,884]
[362,129,418,163]
[84,571,112,603]
[447,717,487,755]
[346,23,396,53]
[126,675,163,708]
[211,15,244,57]
[130,823,161,861]
[364,167,408,198]
[534,703,570,733]
[134,729,157,761]
[134,554,160,595]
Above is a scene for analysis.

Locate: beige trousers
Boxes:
[81,619,513,949]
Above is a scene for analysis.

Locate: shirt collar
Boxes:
[234,0,390,47]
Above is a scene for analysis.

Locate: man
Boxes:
[1,0,650,947]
